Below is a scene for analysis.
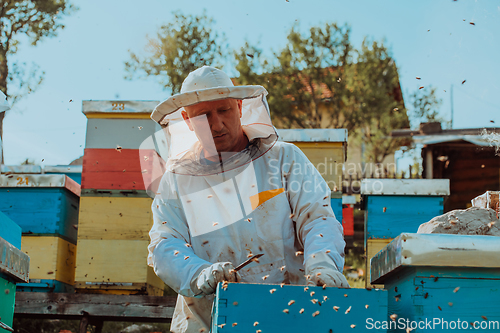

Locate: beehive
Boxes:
[371,233,500,330]
[76,100,166,295]
[361,179,449,288]
[0,215,29,330]
[211,282,388,332]
[0,174,80,243]
[278,129,347,223]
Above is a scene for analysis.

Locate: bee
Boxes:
[218,324,226,328]
[488,222,496,228]
[345,306,351,314]
[186,200,191,203]
[453,287,460,293]
[247,252,254,258]
[312,311,320,317]
[202,241,209,245]
[448,302,453,307]
[295,251,303,256]
[304,287,309,292]
[174,250,179,255]
[184,256,190,260]
[462,79,467,84]
[232,323,237,327]
[269,289,276,294]
[390,314,397,321]
[262,275,269,281]
[289,213,295,218]
[185,243,192,247]
[350,324,356,328]
[365,304,369,309]
[233,301,238,306]
[310,291,315,297]
[280,283,285,288]
[383,207,387,213]
[325,250,331,253]
[323,284,327,289]
[419,86,424,90]
[207,195,213,198]
[344,294,348,297]
[199,328,206,332]
[323,296,328,301]
[251,257,260,263]
[319,233,323,237]
[333,306,339,312]
[288,300,295,306]
[283,309,289,314]
[482,316,488,321]
[438,306,442,311]
[247,218,252,222]
[299,308,305,314]
[162,221,168,224]
[280,265,286,272]
[316,272,322,277]
[322,217,327,220]
[311,299,318,304]
[213,222,219,226]
[253,322,259,326]
[416,77,421,80]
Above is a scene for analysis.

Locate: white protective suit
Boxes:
[148,66,346,333]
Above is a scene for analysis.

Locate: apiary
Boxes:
[371,233,500,331]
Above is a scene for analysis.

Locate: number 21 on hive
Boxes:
[17,177,29,185]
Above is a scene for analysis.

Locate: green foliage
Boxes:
[125,11,227,95]
[408,86,445,128]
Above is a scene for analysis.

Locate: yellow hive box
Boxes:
[74,239,164,295]
[21,236,76,285]
[365,238,392,289]
[278,129,347,193]
[78,196,153,240]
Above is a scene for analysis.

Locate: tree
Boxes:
[0,0,76,163]
[235,23,353,130]
[408,86,445,128]
[349,38,409,164]
[235,24,410,163]
[125,11,227,95]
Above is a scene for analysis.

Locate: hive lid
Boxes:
[0,236,30,283]
[361,179,450,196]
[0,174,81,196]
[370,233,500,284]
[1,165,42,174]
[277,129,347,143]
[82,100,159,116]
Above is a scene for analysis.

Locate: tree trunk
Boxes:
[0,48,9,165]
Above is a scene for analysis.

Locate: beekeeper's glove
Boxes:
[195,262,241,295]
[305,252,350,288]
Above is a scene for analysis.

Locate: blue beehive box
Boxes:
[211,282,388,332]
[0,174,80,244]
[371,233,500,332]
[0,215,30,331]
[361,179,450,240]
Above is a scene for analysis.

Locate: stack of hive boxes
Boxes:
[75,100,167,295]
[0,172,79,292]
[0,211,29,331]
[277,129,347,224]
[360,179,450,288]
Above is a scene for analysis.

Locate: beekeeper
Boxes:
[148,66,349,333]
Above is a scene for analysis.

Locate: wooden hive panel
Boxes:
[293,142,344,193]
[365,195,444,239]
[21,236,76,286]
[365,238,392,289]
[81,148,165,192]
[74,239,164,296]
[0,275,17,329]
[211,282,388,332]
[77,196,153,240]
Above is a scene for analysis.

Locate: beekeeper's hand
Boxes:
[305,252,350,289]
[195,262,241,295]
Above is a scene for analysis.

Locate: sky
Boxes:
[2,0,500,166]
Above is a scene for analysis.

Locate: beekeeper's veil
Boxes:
[150,66,277,175]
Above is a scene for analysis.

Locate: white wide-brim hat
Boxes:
[151,66,267,125]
